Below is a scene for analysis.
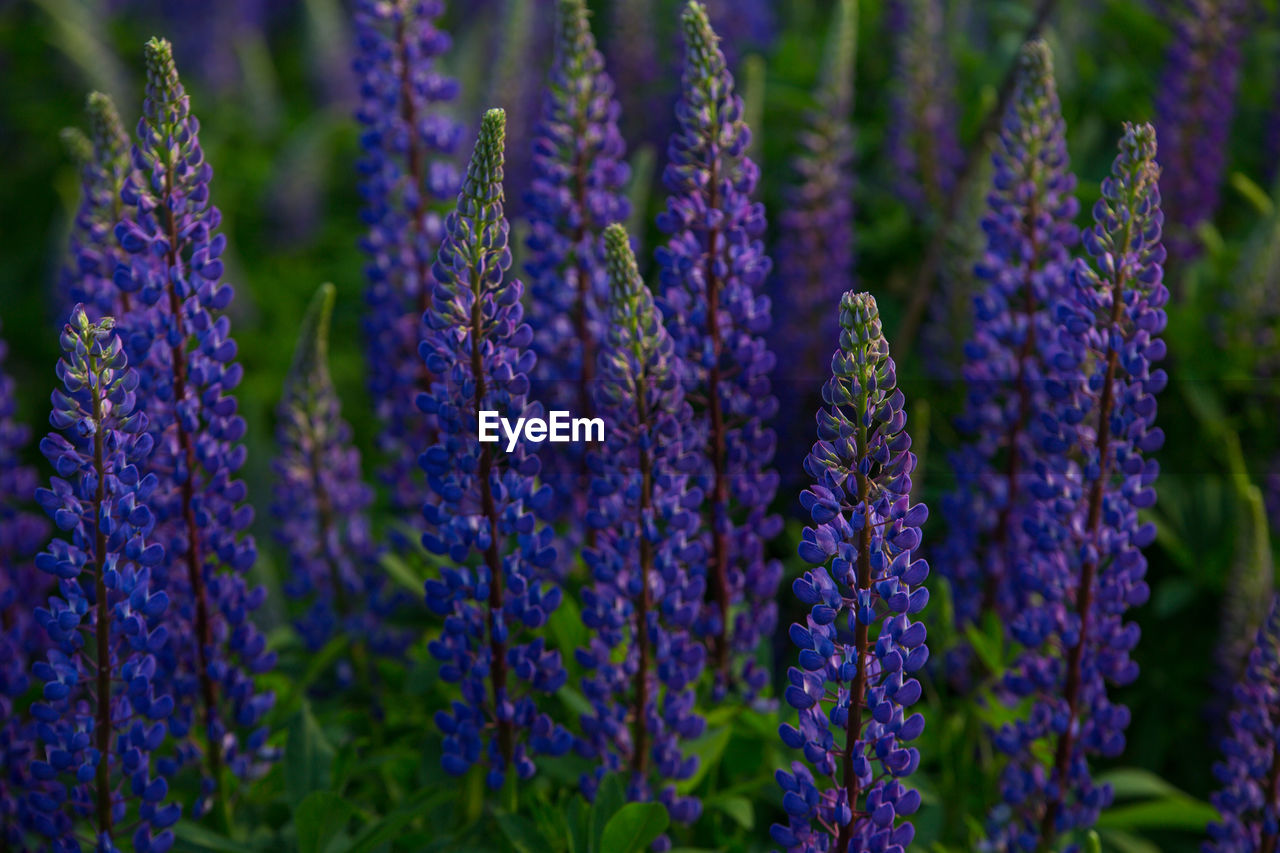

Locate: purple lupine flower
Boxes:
[421,109,571,790]
[113,38,275,816]
[576,224,706,841]
[772,0,857,489]
[524,0,631,537]
[59,92,135,322]
[771,292,929,853]
[886,0,962,221]
[26,308,179,852]
[353,0,462,523]
[272,284,409,662]
[1206,595,1280,852]
[1153,0,1251,261]
[607,0,672,155]
[988,122,1167,849]
[1,319,53,849]
[938,40,1080,637]
[656,0,782,698]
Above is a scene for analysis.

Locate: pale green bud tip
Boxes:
[287,283,336,387]
[555,0,591,45]
[839,291,885,343]
[603,224,641,298]
[680,1,723,71]
[1018,38,1054,83]
[60,127,92,165]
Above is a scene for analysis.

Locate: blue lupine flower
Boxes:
[272,284,410,662]
[353,0,462,522]
[772,292,929,853]
[524,0,631,539]
[886,0,962,221]
[113,38,276,815]
[1153,0,1252,261]
[421,109,571,791]
[938,40,1080,638]
[1206,595,1280,852]
[576,225,706,843]
[59,92,134,322]
[1,319,53,849]
[656,0,782,698]
[772,0,857,489]
[988,122,1167,849]
[27,307,179,853]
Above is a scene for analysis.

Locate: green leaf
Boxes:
[600,803,669,853]
[285,703,336,807]
[704,794,753,830]
[347,789,455,853]
[547,594,587,659]
[296,791,355,853]
[590,773,626,853]
[1097,829,1161,853]
[1096,768,1185,801]
[1085,830,1102,853]
[380,550,425,595]
[496,812,550,853]
[171,821,257,853]
[1096,799,1217,832]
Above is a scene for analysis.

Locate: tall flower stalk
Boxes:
[656,0,781,697]
[1206,595,1280,852]
[988,123,1167,849]
[939,39,1080,636]
[886,0,962,222]
[1,320,51,849]
[60,92,134,321]
[422,109,571,791]
[772,0,858,485]
[576,224,706,835]
[27,308,179,852]
[772,292,929,853]
[1153,0,1250,261]
[114,38,275,818]
[272,284,408,661]
[353,0,462,522]
[524,0,630,535]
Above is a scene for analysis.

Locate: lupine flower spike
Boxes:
[272,284,408,664]
[939,40,1080,638]
[421,109,571,790]
[114,38,275,816]
[60,92,134,321]
[1154,0,1251,261]
[772,292,929,853]
[576,224,706,842]
[657,0,781,698]
[886,0,962,221]
[988,122,1167,849]
[773,0,858,486]
[1206,595,1280,852]
[27,308,179,853]
[524,0,630,539]
[353,0,462,524]
[1,319,52,848]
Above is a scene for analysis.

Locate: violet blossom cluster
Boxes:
[656,0,782,699]
[59,92,134,321]
[1206,595,1280,852]
[27,308,178,853]
[353,0,462,521]
[1153,0,1251,261]
[113,38,275,814]
[772,292,929,853]
[576,225,706,841]
[0,320,51,848]
[939,40,1080,635]
[272,284,409,662]
[524,0,630,533]
[987,122,1167,850]
[886,0,963,222]
[421,109,571,790]
[772,0,857,487]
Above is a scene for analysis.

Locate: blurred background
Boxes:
[1,1,1279,849]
